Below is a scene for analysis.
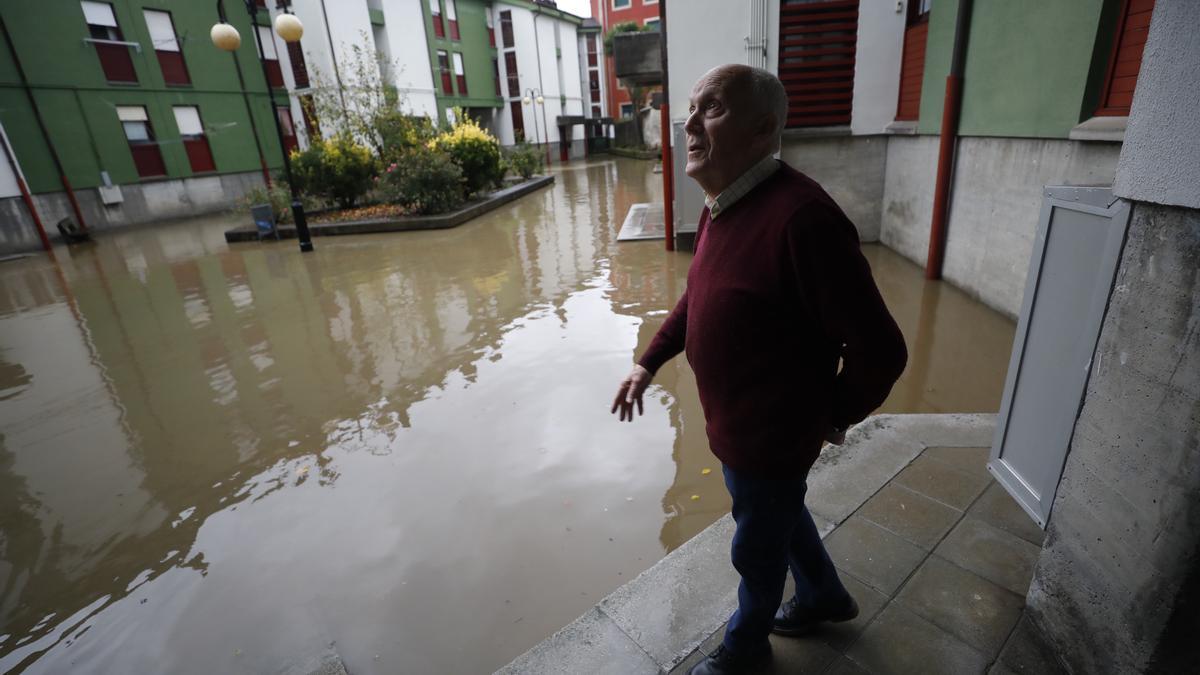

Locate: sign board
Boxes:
[251,204,276,240]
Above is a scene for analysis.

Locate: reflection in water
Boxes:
[0,158,1013,674]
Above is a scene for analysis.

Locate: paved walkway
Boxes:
[498,414,1067,675]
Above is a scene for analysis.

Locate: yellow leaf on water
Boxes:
[701,468,712,475]
[691,495,700,501]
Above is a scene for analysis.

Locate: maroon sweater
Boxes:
[638,164,907,477]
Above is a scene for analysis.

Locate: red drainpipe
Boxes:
[1,129,52,252]
[925,0,973,280]
[659,0,674,251]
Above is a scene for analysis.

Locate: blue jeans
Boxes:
[721,464,850,654]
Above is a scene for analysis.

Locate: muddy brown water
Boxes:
[0,158,1014,674]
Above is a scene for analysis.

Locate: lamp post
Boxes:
[212,0,313,252]
[522,88,551,165]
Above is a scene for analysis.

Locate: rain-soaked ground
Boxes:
[0,158,1015,674]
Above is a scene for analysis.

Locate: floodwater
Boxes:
[0,158,1014,674]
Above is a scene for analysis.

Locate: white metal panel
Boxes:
[81,1,117,27]
[143,9,179,51]
[173,106,203,135]
[988,186,1132,528]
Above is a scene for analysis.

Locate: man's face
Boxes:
[683,69,769,196]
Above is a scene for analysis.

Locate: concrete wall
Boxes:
[1113,0,1200,211]
[1028,4,1200,671]
[881,135,1121,318]
[780,134,888,242]
[849,0,906,135]
[1026,201,1200,674]
[0,172,265,255]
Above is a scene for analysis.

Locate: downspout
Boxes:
[217,0,272,185]
[659,0,674,251]
[531,6,551,165]
[1,15,89,233]
[925,0,973,280]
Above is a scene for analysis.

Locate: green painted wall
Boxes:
[917,0,1117,139]
[0,0,291,194]
[420,0,503,124]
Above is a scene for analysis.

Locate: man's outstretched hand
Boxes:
[611,365,652,422]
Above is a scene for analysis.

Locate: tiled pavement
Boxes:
[670,446,1062,675]
[498,415,1069,675]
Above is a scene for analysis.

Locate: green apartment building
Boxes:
[0,0,301,252]
[419,0,504,128]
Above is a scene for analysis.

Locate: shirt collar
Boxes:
[704,155,780,220]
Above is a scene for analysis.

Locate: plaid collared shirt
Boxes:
[704,155,781,220]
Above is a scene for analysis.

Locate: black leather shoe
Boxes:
[687,643,772,675]
[771,594,859,636]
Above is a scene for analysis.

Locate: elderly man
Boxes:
[611,65,907,674]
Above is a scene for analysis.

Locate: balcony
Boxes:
[612,31,662,87]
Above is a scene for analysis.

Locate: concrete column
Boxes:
[1026,1,1200,672]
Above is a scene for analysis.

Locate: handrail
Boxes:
[82,37,142,53]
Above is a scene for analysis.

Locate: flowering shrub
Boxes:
[504,142,544,180]
[290,134,376,209]
[379,146,465,215]
[429,117,503,196]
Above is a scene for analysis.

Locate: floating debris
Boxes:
[691,495,700,501]
[701,468,712,475]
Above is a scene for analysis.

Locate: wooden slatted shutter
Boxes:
[778,0,859,128]
[1097,0,1155,116]
[895,1,930,121]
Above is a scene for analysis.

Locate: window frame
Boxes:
[612,0,632,9]
[144,9,191,86]
[82,0,138,83]
[452,52,467,95]
[117,105,167,178]
[430,0,445,38]
[173,105,217,173]
[619,102,634,118]
[446,0,460,40]
[500,10,514,49]
[437,50,453,94]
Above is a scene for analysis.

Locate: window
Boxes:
[430,0,444,39]
[300,94,320,139]
[118,106,165,177]
[504,51,520,97]
[500,10,514,48]
[1096,0,1156,116]
[174,106,216,173]
[620,103,634,118]
[493,58,502,96]
[510,100,525,141]
[486,7,495,47]
[777,0,859,127]
[255,25,285,88]
[446,0,460,40]
[895,0,931,120]
[82,1,137,83]
[437,50,453,94]
[589,70,600,103]
[591,105,602,118]
[144,10,189,85]
[612,0,631,9]
[286,41,310,88]
[586,34,598,67]
[643,18,660,30]
[277,107,297,155]
[452,52,467,95]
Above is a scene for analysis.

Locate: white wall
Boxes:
[850,0,906,134]
[382,0,438,118]
[495,5,584,147]
[0,123,21,199]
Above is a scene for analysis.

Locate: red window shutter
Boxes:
[778,0,858,128]
[500,11,514,48]
[493,59,501,95]
[457,74,467,95]
[1097,0,1155,116]
[157,50,191,85]
[287,41,310,88]
[277,107,297,155]
[489,26,496,47]
[510,100,525,141]
[265,59,285,88]
[434,15,445,38]
[505,52,520,97]
[96,42,137,83]
[131,144,166,178]
[450,20,460,40]
[894,21,927,120]
[184,138,216,173]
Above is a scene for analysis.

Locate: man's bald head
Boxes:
[697,64,788,151]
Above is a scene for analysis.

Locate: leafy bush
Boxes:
[237,183,292,223]
[290,134,376,209]
[504,142,544,180]
[379,146,465,215]
[429,117,503,196]
[376,110,436,165]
